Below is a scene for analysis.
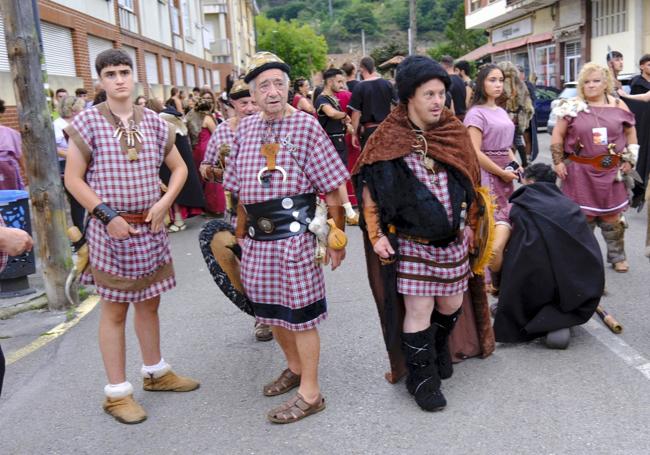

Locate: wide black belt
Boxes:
[244,193,316,241]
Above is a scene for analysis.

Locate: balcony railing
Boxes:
[119,6,138,33]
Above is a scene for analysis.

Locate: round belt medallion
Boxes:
[281,197,294,209]
[289,221,301,233]
[257,217,275,233]
[248,226,256,237]
[600,155,613,168]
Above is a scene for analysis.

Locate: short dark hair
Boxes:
[454,60,471,77]
[75,88,88,96]
[639,54,650,66]
[323,68,344,81]
[439,55,454,68]
[606,50,623,61]
[293,78,307,93]
[341,62,355,77]
[95,48,133,77]
[472,64,504,106]
[523,163,556,183]
[360,56,375,74]
[55,88,68,96]
[0,99,5,114]
[193,87,200,93]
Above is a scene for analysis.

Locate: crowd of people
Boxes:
[0,45,649,428]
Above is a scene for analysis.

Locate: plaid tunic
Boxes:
[223,110,349,331]
[204,120,238,225]
[0,217,7,273]
[66,103,176,303]
[396,153,470,297]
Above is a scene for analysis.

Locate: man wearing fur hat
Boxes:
[353,56,494,412]
[223,52,350,423]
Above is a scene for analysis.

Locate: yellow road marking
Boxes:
[6,295,100,365]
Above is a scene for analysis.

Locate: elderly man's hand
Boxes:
[0,227,33,256]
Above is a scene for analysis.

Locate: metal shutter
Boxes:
[175,61,184,86]
[565,41,580,57]
[122,45,138,81]
[0,14,9,72]
[145,52,159,84]
[197,67,204,87]
[41,22,76,77]
[185,63,195,87]
[161,57,172,85]
[88,35,114,78]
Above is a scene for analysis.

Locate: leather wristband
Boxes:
[362,204,384,246]
[92,203,119,225]
[235,203,247,239]
[327,206,346,232]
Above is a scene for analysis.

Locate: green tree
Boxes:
[370,40,408,68]
[340,3,378,36]
[256,15,328,79]
[427,3,487,59]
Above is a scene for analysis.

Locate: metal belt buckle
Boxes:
[257,217,275,234]
[600,155,614,169]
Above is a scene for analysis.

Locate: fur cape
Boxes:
[353,104,495,383]
[497,61,534,133]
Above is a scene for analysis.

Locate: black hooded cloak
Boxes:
[493,182,604,342]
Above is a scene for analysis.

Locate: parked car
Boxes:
[533,85,560,129]
[547,74,635,135]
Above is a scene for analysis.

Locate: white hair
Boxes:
[248,72,290,92]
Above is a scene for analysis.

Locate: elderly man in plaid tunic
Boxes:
[223,52,349,424]
[65,49,199,425]
[0,217,33,396]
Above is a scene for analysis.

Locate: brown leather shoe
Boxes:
[103,394,147,424]
[254,322,273,342]
[143,370,200,392]
[263,368,301,396]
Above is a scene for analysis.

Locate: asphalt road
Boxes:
[1,132,649,454]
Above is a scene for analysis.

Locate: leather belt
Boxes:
[568,153,620,171]
[118,211,149,224]
[362,122,380,129]
[389,225,458,247]
[244,193,316,241]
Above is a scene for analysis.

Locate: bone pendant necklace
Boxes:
[111,112,143,161]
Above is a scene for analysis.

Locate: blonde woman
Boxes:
[551,63,638,272]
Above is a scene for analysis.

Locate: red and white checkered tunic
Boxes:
[0,217,7,273]
[203,120,234,166]
[396,153,470,297]
[223,110,349,331]
[67,104,176,303]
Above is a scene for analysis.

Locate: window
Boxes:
[564,41,581,83]
[41,22,77,77]
[118,0,138,33]
[0,14,8,72]
[145,52,159,85]
[182,0,192,39]
[175,60,184,86]
[162,57,172,85]
[186,63,195,87]
[470,0,480,12]
[122,45,138,81]
[534,44,557,87]
[88,35,114,79]
[592,0,627,37]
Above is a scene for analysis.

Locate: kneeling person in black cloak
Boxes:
[492,163,605,349]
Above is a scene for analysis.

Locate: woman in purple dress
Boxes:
[552,62,638,272]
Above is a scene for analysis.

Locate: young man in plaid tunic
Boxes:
[354,56,493,412]
[64,49,199,424]
[0,217,33,396]
[223,52,349,423]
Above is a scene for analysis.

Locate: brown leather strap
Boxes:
[362,122,380,129]
[235,203,247,239]
[327,206,346,232]
[400,254,469,269]
[567,153,620,171]
[396,231,433,245]
[397,270,470,284]
[119,211,149,224]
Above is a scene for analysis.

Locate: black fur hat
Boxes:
[395,55,450,103]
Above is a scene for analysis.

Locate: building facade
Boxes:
[0,0,258,130]
[463,0,650,88]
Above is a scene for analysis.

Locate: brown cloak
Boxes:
[353,105,495,383]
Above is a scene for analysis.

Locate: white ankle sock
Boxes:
[343,202,356,217]
[141,358,171,378]
[104,381,133,399]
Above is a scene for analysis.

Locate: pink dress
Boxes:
[0,125,23,190]
[561,105,634,216]
[463,105,515,224]
[194,126,225,214]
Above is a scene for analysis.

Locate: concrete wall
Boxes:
[533,7,554,34]
[49,0,115,24]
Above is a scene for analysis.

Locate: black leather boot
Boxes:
[432,309,461,380]
[402,326,446,412]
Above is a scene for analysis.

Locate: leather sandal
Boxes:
[263,368,301,397]
[267,393,326,424]
[254,322,273,342]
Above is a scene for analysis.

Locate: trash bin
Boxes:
[0,190,36,298]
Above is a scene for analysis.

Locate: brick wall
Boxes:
[0,105,19,131]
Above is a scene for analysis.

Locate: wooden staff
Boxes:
[595,305,623,334]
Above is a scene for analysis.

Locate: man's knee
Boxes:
[101,301,129,324]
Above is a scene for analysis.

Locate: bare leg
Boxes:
[294,328,321,403]
[99,300,130,384]
[271,326,301,375]
[403,295,435,332]
[435,294,464,315]
[489,224,512,273]
[133,296,162,366]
